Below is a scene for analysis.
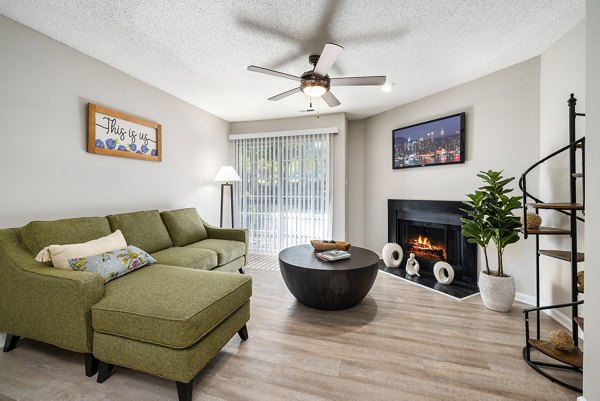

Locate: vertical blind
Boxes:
[234,133,333,254]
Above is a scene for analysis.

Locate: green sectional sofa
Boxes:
[0,207,251,401]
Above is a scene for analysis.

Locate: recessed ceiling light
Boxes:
[382,83,394,92]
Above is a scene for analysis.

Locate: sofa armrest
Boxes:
[202,220,249,262]
[0,228,104,353]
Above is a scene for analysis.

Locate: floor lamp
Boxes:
[213,166,241,228]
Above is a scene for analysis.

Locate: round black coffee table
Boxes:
[278,244,379,310]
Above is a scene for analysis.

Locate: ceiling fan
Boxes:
[247,43,386,107]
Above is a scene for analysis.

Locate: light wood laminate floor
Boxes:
[0,255,580,400]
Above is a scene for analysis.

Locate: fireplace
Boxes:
[385,199,478,297]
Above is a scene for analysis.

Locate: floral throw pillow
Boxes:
[68,245,156,283]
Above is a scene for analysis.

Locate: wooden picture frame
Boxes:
[87,103,162,162]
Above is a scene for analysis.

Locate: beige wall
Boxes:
[583,1,600,399]
[347,120,366,246]
[0,16,230,228]
[229,113,348,240]
[538,23,586,316]
[357,57,541,295]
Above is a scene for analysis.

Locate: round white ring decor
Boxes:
[382,243,403,268]
[433,261,455,284]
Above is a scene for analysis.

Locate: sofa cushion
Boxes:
[160,208,208,246]
[19,217,112,256]
[151,247,217,270]
[186,239,245,266]
[107,210,173,254]
[69,245,156,283]
[35,230,127,269]
[92,264,252,348]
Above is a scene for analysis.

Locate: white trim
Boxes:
[379,269,481,302]
[577,397,586,401]
[515,291,584,339]
[229,127,338,140]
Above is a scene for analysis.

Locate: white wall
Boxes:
[583,1,600,399]
[0,16,230,228]
[538,22,586,310]
[358,57,541,295]
[229,113,348,240]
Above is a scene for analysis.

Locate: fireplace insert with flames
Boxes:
[388,199,477,286]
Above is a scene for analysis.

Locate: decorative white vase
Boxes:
[382,243,403,268]
[478,272,515,312]
[433,261,454,284]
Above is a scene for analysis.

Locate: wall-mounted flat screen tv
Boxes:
[392,112,465,169]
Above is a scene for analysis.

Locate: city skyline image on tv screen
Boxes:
[392,112,465,169]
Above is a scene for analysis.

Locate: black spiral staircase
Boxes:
[519,94,585,392]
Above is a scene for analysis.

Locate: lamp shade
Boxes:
[213,166,241,182]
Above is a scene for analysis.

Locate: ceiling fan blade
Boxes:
[248,65,302,82]
[268,87,301,101]
[314,43,344,76]
[330,76,387,86]
[322,91,341,107]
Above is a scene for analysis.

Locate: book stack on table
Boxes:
[316,250,351,262]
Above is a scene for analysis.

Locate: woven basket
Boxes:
[478,272,515,312]
[310,240,351,251]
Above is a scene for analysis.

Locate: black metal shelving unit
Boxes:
[518,94,585,392]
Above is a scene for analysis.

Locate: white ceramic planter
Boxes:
[478,272,515,312]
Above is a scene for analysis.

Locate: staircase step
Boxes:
[527,202,584,210]
[574,317,584,331]
[529,339,583,368]
[572,173,584,178]
[521,226,570,235]
[539,250,585,262]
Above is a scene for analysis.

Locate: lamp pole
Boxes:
[219,182,235,228]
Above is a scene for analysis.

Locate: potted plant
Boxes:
[461,170,522,312]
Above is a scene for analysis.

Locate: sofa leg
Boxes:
[238,267,245,274]
[97,361,114,383]
[176,380,193,401]
[84,353,99,377]
[238,324,249,341]
[3,334,20,352]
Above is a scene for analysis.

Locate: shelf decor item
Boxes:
[433,261,455,284]
[549,330,575,351]
[521,212,542,229]
[577,271,584,293]
[382,243,403,267]
[461,170,522,312]
[310,240,351,251]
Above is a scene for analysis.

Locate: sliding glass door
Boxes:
[234,133,333,254]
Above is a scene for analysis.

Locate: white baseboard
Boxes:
[515,292,584,339]
[577,396,586,401]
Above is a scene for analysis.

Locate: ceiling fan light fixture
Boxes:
[301,80,328,98]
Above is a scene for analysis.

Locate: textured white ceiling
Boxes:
[0,1,585,122]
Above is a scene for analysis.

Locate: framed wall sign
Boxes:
[87,103,162,161]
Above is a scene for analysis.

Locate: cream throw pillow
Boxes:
[34,230,127,269]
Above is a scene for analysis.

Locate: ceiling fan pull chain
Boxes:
[317,98,320,118]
